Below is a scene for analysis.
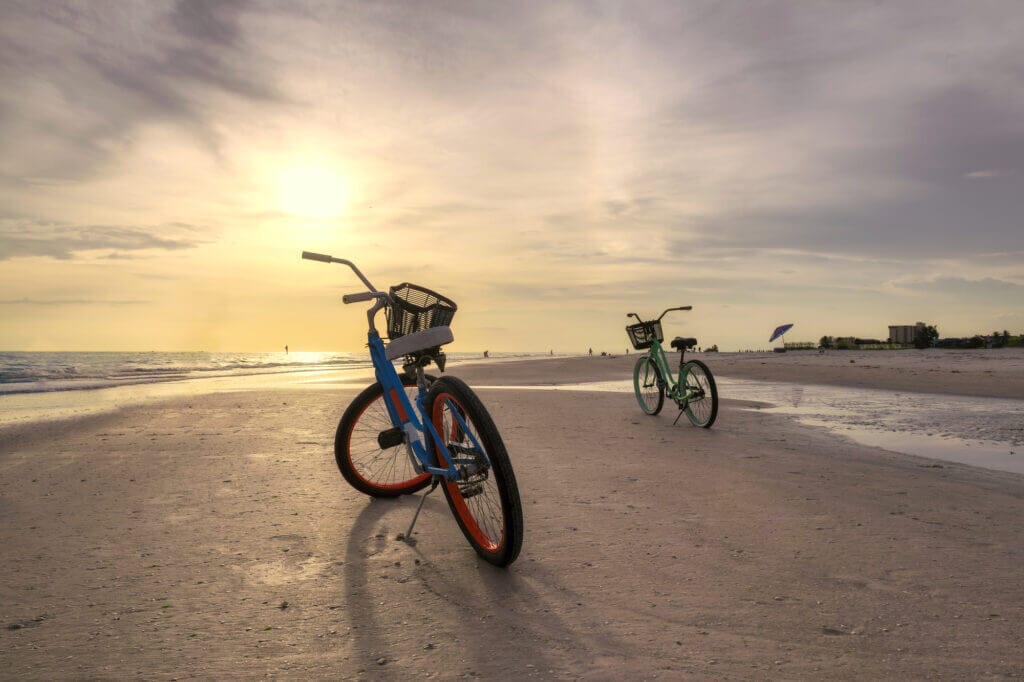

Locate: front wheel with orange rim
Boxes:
[426,376,523,567]
[334,375,432,497]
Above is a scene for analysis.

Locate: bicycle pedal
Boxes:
[459,483,484,499]
[377,427,403,449]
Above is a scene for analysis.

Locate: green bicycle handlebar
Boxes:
[628,306,693,324]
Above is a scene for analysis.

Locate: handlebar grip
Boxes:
[301,250,333,263]
[342,291,378,304]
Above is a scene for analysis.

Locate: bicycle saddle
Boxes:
[671,336,697,351]
[385,326,454,360]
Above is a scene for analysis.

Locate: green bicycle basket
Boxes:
[386,282,457,339]
[626,320,663,350]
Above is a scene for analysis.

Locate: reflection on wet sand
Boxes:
[479,378,1024,475]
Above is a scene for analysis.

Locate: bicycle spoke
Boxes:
[428,377,522,565]
[682,360,719,428]
[335,378,430,496]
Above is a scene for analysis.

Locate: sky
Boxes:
[1,1,1022,353]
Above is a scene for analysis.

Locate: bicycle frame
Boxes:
[303,250,524,564]
[367,330,486,482]
[644,337,700,403]
[628,307,700,403]
[301,249,487,483]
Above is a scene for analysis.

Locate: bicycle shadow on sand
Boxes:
[338,493,632,677]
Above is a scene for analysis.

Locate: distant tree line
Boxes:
[913,325,939,349]
[936,330,1019,349]
[818,327,1021,350]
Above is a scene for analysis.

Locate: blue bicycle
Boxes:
[302,251,523,566]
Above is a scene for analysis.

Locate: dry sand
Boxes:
[2,352,1023,679]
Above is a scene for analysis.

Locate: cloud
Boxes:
[890,276,1024,300]
[2,2,1023,350]
[0,222,204,260]
[0,298,147,306]
[0,0,285,182]
[964,169,1016,180]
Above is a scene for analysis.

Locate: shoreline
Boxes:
[3,350,1022,442]
[4,347,1023,398]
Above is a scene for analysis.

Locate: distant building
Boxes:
[888,322,925,345]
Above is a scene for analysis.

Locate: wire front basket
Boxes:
[387,282,457,339]
[626,321,663,350]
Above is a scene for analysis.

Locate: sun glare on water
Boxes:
[275,162,349,218]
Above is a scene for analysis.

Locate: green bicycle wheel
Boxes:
[633,355,664,415]
[682,359,718,428]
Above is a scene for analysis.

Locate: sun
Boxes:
[275,162,349,218]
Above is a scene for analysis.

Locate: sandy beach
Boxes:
[2,352,1023,679]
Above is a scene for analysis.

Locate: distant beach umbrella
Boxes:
[769,323,794,343]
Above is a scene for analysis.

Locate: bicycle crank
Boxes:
[377,426,403,449]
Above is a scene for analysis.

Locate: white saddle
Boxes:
[385,326,454,361]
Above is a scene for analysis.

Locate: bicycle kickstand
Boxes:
[400,477,440,546]
[673,404,687,426]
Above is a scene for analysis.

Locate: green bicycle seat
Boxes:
[671,337,697,351]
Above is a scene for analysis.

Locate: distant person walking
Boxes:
[588,348,593,356]
[284,345,289,354]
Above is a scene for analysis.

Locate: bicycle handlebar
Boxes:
[661,306,692,319]
[303,249,391,334]
[626,306,693,324]
[301,250,333,263]
[342,291,379,304]
[300,250,379,293]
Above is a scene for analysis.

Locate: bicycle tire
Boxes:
[633,355,664,415]
[334,375,433,497]
[682,359,718,428]
[426,376,523,567]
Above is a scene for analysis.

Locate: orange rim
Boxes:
[432,392,504,553]
[347,391,429,491]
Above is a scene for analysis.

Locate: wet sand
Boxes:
[451,347,1024,399]
[702,347,1024,399]
[2,352,1023,678]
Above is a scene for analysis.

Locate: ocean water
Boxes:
[0,350,369,394]
[0,350,553,430]
[0,350,542,395]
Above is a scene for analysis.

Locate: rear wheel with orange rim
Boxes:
[334,375,432,497]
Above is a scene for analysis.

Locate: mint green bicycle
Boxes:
[626,307,719,427]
